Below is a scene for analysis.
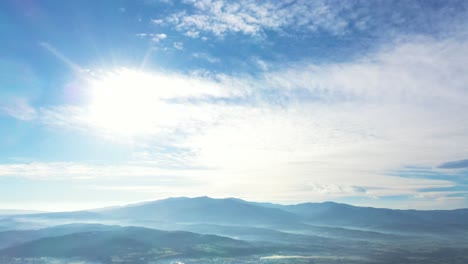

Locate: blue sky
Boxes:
[1,0,468,211]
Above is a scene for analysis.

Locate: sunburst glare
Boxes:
[87,69,162,136]
[83,68,228,137]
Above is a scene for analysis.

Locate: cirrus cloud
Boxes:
[4,33,468,207]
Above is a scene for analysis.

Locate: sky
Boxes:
[1,0,468,211]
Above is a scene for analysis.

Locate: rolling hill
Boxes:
[0,223,120,249]
[0,226,262,263]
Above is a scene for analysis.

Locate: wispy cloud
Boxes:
[262,36,468,104]
[191,52,220,63]
[135,33,168,44]
[0,97,37,121]
[5,34,468,206]
[173,41,183,50]
[35,68,247,138]
[159,0,468,37]
[151,33,167,42]
[151,18,165,25]
[167,0,346,36]
[0,162,189,180]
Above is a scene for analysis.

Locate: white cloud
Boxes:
[135,33,149,38]
[254,58,268,71]
[192,52,220,63]
[0,160,455,208]
[185,30,200,38]
[0,162,188,180]
[179,35,467,204]
[0,97,37,121]
[264,36,468,105]
[37,68,247,137]
[136,33,169,42]
[151,33,167,42]
[160,0,468,38]
[173,41,183,50]
[165,0,353,36]
[151,19,165,25]
[8,35,468,207]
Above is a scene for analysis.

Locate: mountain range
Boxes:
[1,197,467,264]
[13,196,468,233]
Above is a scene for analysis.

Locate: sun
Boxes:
[84,67,225,137]
[86,69,164,137]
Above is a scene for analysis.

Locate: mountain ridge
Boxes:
[12,196,468,234]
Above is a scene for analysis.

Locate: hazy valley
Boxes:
[0,197,467,264]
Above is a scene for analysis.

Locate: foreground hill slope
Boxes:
[0,223,120,249]
[0,226,260,263]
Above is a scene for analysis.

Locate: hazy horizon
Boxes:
[2,195,468,213]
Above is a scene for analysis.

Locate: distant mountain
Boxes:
[20,210,102,220]
[97,196,300,226]
[277,202,420,226]
[276,202,468,233]
[1,198,467,264]
[0,223,120,249]
[0,226,262,263]
[0,218,47,232]
[13,197,468,236]
[0,210,46,216]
